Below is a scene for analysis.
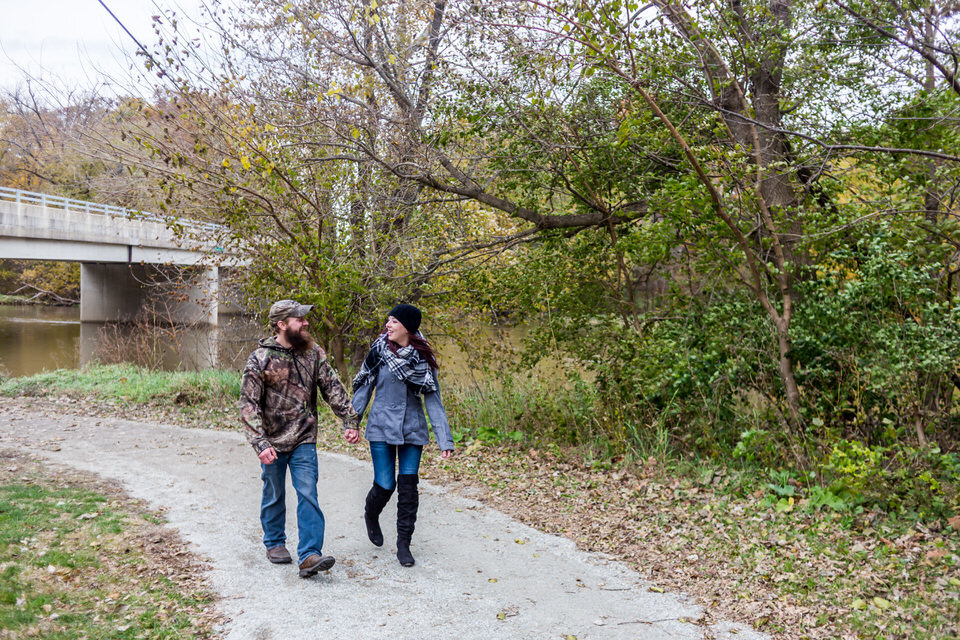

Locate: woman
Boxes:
[346,303,454,567]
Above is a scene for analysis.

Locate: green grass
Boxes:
[0,467,217,639]
[445,373,610,447]
[0,363,241,406]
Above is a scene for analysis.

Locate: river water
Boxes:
[0,304,262,377]
[0,304,534,383]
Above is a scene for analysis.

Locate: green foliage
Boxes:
[824,440,886,499]
[807,485,848,512]
[479,225,960,519]
[765,469,797,498]
[822,441,960,519]
[793,234,960,440]
[732,429,777,465]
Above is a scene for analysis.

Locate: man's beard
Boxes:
[285,328,313,351]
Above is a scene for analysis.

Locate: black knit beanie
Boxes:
[388,304,421,334]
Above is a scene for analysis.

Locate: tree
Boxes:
[454,0,960,434]
[81,1,523,375]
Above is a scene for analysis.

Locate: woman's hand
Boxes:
[441,449,454,460]
[344,428,361,444]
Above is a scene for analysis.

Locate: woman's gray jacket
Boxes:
[352,365,454,451]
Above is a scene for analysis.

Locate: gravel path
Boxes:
[0,400,767,640]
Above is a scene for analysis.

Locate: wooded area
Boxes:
[3,0,960,519]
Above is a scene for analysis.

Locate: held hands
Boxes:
[258,447,278,465]
[340,428,450,456]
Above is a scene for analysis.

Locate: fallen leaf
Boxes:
[925,548,948,563]
[497,605,519,619]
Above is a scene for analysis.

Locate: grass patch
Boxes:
[0,363,240,408]
[445,373,633,455]
[0,452,219,639]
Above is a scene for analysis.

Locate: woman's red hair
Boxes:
[387,332,438,370]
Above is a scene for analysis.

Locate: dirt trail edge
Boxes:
[0,401,767,640]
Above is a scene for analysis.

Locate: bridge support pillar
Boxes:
[170,266,219,325]
[80,264,148,323]
[80,263,221,325]
[217,267,244,316]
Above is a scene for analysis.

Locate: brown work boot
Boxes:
[298,553,335,578]
[266,546,292,564]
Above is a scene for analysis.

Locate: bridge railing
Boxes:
[0,186,221,234]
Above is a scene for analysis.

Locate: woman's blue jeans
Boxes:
[260,443,325,563]
[369,441,423,490]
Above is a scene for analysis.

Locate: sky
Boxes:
[0,0,212,93]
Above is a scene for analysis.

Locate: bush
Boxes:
[792,235,960,444]
[822,441,960,519]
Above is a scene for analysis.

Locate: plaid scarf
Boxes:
[352,333,437,396]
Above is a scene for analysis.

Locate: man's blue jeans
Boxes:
[369,441,423,490]
[260,443,325,563]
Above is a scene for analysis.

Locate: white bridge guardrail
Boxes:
[0,186,222,235]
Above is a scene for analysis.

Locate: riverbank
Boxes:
[2,365,958,639]
[0,289,78,306]
[0,294,71,306]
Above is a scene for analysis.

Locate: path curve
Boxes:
[0,400,767,640]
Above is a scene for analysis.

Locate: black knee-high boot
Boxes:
[364,482,395,547]
[396,474,419,567]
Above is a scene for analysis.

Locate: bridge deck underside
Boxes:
[0,198,244,324]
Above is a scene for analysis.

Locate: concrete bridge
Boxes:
[0,187,242,325]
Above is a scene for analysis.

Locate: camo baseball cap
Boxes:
[268,299,314,325]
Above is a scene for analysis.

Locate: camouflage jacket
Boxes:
[239,337,359,454]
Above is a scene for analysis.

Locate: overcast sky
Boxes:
[0,0,212,93]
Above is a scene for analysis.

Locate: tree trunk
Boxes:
[777,323,802,427]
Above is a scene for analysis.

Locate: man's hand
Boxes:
[258,447,278,465]
[441,449,454,460]
[344,428,361,444]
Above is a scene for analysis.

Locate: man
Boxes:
[239,299,360,578]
